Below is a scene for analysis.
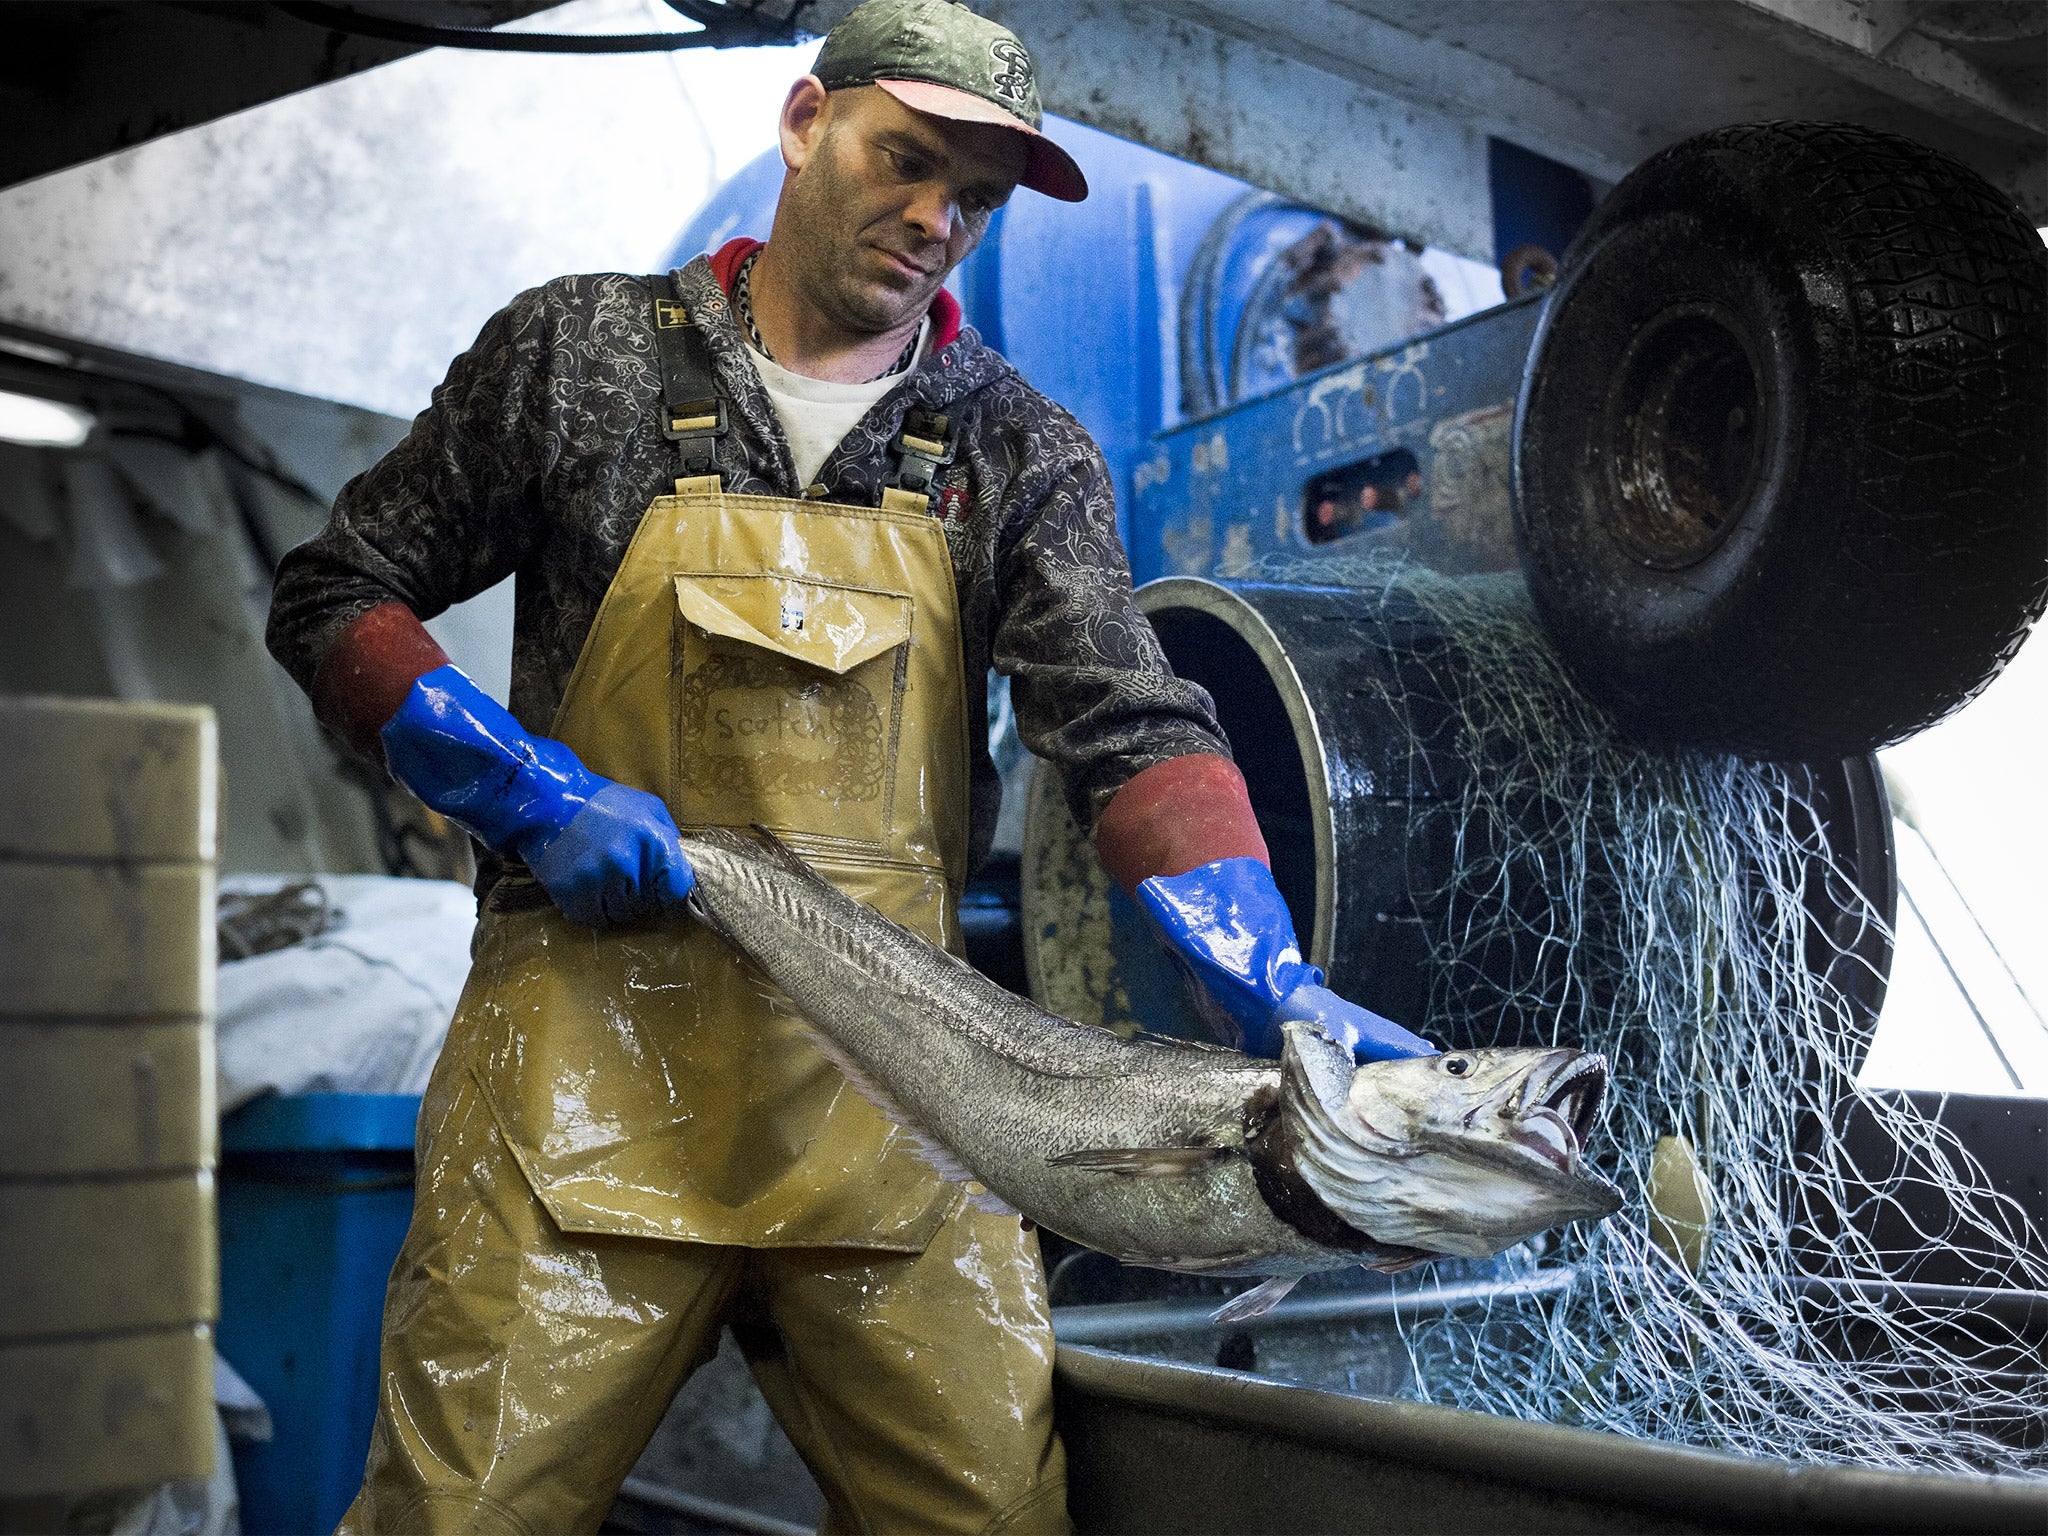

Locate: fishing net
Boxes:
[1242,550,2047,1479]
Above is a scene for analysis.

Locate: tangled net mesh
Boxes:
[1246,550,2046,1479]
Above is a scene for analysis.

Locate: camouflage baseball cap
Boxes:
[813,0,1088,202]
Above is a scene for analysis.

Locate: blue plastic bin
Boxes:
[217,1093,422,1536]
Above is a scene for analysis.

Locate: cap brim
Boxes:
[875,78,1089,203]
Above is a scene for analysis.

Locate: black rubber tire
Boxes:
[1513,121,2047,759]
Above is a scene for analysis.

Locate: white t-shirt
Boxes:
[746,320,927,489]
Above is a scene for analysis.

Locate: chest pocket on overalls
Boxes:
[672,573,913,850]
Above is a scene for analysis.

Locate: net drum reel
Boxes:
[1027,571,2048,1473]
[1019,568,2000,1458]
[1023,566,1902,1337]
[1021,573,1894,1071]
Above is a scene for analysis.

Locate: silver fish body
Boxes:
[679,827,1623,1298]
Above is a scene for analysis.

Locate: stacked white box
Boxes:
[0,697,219,1498]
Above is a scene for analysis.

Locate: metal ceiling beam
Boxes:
[1168,0,2044,229]
[806,0,2045,256]
[986,0,1495,259]
[7,0,2033,259]
[1164,0,1647,189]
[1729,0,2043,138]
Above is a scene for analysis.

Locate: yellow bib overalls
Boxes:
[340,283,1068,1536]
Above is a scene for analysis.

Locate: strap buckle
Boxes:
[660,396,727,442]
[648,275,729,485]
[662,396,727,479]
[889,410,957,499]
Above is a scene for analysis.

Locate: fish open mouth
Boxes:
[1510,1054,1609,1174]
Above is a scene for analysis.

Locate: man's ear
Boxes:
[779,75,830,172]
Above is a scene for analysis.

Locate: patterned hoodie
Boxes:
[266,244,1229,875]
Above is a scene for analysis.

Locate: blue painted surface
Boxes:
[218,1094,422,1536]
[1488,137,1596,267]
[668,146,787,265]
[221,1090,422,1154]
[1179,195,1334,416]
[1129,295,1546,586]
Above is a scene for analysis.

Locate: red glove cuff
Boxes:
[309,601,452,759]
[1094,753,1270,894]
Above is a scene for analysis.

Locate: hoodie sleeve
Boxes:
[992,424,1233,829]
[265,282,563,703]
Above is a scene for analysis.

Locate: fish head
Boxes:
[1350,1045,1612,1176]
[1280,1024,1625,1259]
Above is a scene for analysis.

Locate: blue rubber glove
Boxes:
[381,664,695,927]
[1135,857,1435,1062]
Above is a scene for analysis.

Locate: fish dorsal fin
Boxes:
[748,822,832,881]
[1046,1145,1231,1177]
[1210,1274,1300,1324]
[690,823,764,859]
[1281,1022,1403,1235]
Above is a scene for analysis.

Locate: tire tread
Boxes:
[1523,121,2046,757]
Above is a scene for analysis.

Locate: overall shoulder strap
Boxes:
[648,273,727,493]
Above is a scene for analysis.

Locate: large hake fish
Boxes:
[681,827,1623,1319]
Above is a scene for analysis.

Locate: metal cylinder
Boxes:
[1023,576,1892,1053]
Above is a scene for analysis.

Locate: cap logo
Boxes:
[988,37,1034,106]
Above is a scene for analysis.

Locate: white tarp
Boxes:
[216,874,476,1112]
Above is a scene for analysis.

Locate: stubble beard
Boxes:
[781,134,942,338]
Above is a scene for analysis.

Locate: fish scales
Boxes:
[679,831,1335,1277]
[677,826,1624,1299]
[681,826,1340,1273]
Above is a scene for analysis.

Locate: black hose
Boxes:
[272,1,802,54]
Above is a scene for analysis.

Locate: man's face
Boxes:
[775,81,1027,335]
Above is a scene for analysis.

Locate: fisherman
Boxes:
[267,1,1433,1528]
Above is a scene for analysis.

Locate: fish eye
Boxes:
[1443,1057,1471,1076]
